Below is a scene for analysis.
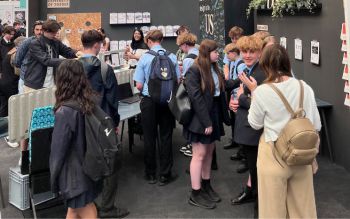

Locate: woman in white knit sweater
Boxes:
[239,44,321,218]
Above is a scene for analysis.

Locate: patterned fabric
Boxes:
[29,106,55,160]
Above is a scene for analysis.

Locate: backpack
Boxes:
[269,80,319,166]
[8,48,21,76]
[63,102,120,181]
[147,50,178,105]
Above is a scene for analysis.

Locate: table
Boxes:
[316,98,333,162]
[118,101,141,153]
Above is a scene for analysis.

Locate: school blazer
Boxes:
[234,63,265,146]
[184,65,230,134]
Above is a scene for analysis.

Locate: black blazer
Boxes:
[184,65,230,134]
[234,63,265,146]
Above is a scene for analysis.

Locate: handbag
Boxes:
[168,82,192,125]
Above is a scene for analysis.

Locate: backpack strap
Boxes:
[298,80,304,109]
[268,83,295,117]
[100,61,109,86]
[186,53,198,59]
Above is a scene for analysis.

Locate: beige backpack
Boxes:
[268,80,319,166]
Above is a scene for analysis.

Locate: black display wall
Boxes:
[255,0,350,171]
[29,0,200,53]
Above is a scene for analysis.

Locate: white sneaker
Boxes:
[4,136,19,148]
[180,144,189,153]
[184,148,193,157]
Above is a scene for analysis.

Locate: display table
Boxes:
[316,98,333,162]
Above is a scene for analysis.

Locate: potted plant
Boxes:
[246,0,267,17]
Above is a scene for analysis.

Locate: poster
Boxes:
[142,12,151,23]
[126,13,135,24]
[141,26,150,35]
[157,25,165,35]
[110,41,119,51]
[0,1,20,26]
[110,13,118,24]
[294,38,303,60]
[165,25,174,37]
[117,13,126,24]
[14,11,25,23]
[280,37,287,49]
[47,0,70,8]
[343,65,349,80]
[134,12,143,23]
[310,40,320,65]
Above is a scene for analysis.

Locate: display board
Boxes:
[342,0,350,106]
[199,0,225,64]
[0,0,27,26]
[47,12,101,50]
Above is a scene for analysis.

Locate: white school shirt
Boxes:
[248,78,322,143]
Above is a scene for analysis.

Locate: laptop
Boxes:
[117,83,140,104]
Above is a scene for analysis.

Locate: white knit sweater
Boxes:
[248,78,322,143]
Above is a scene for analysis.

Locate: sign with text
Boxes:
[47,0,70,8]
[199,0,225,64]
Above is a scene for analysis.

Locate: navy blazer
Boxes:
[234,63,265,146]
[185,65,230,134]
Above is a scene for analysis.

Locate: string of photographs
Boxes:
[110,12,151,24]
[342,0,350,107]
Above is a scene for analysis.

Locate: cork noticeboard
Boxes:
[48,13,101,50]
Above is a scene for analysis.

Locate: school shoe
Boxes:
[158,173,178,186]
[98,207,130,218]
[223,139,239,150]
[144,174,157,184]
[201,180,221,202]
[4,136,19,148]
[236,161,249,174]
[231,186,256,205]
[188,190,216,209]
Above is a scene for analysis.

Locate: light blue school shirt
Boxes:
[182,47,199,76]
[133,45,180,96]
[211,66,220,97]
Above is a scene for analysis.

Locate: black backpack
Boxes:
[147,50,178,105]
[63,101,120,182]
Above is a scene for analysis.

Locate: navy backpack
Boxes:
[147,50,178,105]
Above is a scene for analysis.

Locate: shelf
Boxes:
[256,3,322,17]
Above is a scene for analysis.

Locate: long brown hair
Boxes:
[54,59,96,114]
[195,39,225,94]
[260,44,293,83]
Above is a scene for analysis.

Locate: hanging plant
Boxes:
[246,0,318,18]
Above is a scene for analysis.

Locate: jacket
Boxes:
[24,35,76,89]
[0,37,14,73]
[184,65,230,134]
[79,56,120,126]
[0,38,18,95]
[234,63,265,146]
[50,106,95,199]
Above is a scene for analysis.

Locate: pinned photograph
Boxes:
[310,40,320,65]
[280,37,287,49]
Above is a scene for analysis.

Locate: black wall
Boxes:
[33,0,199,53]
[255,0,350,171]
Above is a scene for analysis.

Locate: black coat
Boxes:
[184,65,230,134]
[234,63,265,146]
[0,38,14,73]
[24,35,76,89]
[79,56,120,126]
[0,39,17,95]
[50,106,96,199]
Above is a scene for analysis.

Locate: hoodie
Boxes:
[79,56,120,126]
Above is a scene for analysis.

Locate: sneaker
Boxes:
[4,136,19,148]
[184,148,192,157]
[188,190,216,209]
[180,144,191,153]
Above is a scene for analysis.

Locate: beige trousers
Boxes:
[257,137,317,218]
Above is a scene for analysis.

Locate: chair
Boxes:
[28,106,61,219]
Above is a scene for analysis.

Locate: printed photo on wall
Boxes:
[14,11,25,23]
[310,40,320,65]
[280,37,287,49]
[294,38,303,60]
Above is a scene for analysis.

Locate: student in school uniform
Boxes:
[133,30,180,185]
[184,39,230,209]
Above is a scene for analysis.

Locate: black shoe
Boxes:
[223,141,239,150]
[236,163,249,174]
[185,168,190,174]
[231,187,256,205]
[158,173,178,186]
[188,190,216,209]
[98,207,130,218]
[230,153,244,161]
[202,184,221,203]
[144,174,157,184]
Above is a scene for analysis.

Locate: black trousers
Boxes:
[229,111,236,140]
[242,145,258,193]
[140,97,175,177]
